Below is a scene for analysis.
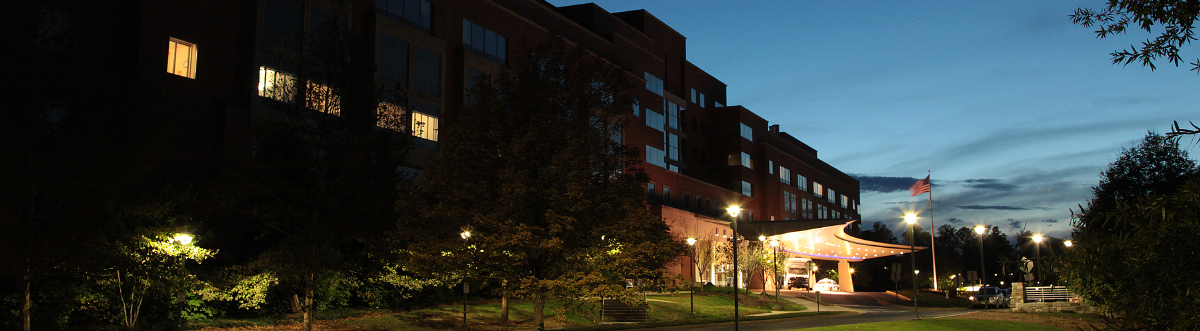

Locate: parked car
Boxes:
[970,286,1010,308]
[813,278,840,292]
[786,276,809,290]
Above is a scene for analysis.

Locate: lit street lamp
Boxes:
[460,229,471,330]
[1064,240,1073,247]
[172,233,193,331]
[726,206,742,331]
[974,225,989,311]
[904,213,920,320]
[1032,234,1043,286]
[687,237,697,314]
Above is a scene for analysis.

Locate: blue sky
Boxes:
[550,0,1200,240]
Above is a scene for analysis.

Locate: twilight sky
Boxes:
[548,0,1200,240]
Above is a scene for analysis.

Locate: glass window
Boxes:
[645,110,664,132]
[663,187,672,206]
[741,152,752,169]
[798,175,808,191]
[167,38,197,79]
[263,0,303,51]
[632,98,640,116]
[376,100,406,131]
[740,123,753,141]
[741,181,752,197]
[462,20,507,63]
[647,183,656,201]
[667,133,680,161]
[645,146,666,168]
[780,167,792,185]
[411,101,439,146]
[258,53,297,103]
[666,101,679,130]
[413,46,440,96]
[379,34,408,84]
[813,182,824,197]
[644,72,663,96]
[376,0,432,33]
[828,189,837,203]
[699,92,705,108]
[306,80,341,115]
[690,88,697,103]
[715,101,725,108]
[768,160,774,174]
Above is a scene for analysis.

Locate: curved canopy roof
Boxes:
[737,220,925,261]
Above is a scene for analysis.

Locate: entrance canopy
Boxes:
[737,219,925,261]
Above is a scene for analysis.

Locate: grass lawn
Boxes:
[793,318,1067,331]
[890,290,973,308]
[337,291,838,330]
[191,291,839,330]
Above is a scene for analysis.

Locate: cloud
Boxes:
[957,205,1029,210]
[962,179,1018,191]
[1008,220,1022,229]
[853,175,921,193]
[946,218,964,224]
[1042,219,1059,223]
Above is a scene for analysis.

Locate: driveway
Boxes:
[653,290,969,331]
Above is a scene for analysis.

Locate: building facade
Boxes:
[13,0,861,288]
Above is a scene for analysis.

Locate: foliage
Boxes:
[399,37,686,330]
[1065,132,1200,330]
[1071,0,1200,72]
[1066,177,1200,330]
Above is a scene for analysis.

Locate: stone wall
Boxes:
[1009,282,1101,314]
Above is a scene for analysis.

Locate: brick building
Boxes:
[12,0,864,288]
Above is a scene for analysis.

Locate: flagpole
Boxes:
[929,170,937,291]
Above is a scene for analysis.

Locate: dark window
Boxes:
[263,0,303,51]
[413,46,440,96]
[310,8,345,56]
[462,20,507,64]
[647,183,656,202]
[376,0,432,33]
[379,34,409,85]
[663,187,672,206]
[683,193,691,210]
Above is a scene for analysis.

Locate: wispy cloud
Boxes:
[1008,220,1023,229]
[962,179,1017,191]
[853,175,920,193]
[958,205,1029,210]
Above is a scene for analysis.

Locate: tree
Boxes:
[1065,178,1200,330]
[212,12,408,331]
[1087,133,1197,231]
[399,38,685,330]
[1071,0,1200,72]
[1065,132,1200,330]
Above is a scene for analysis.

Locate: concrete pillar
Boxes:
[838,260,855,293]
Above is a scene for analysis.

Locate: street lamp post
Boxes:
[974,225,988,311]
[1032,234,1043,286]
[769,238,779,308]
[904,214,920,320]
[460,230,471,330]
[726,206,742,331]
[687,237,697,314]
[172,233,193,331]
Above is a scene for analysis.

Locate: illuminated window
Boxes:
[258,54,297,103]
[167,38,197,78]
[741,152,752,169]
[411,101,439,145]
[306,81,340,115]
[780,167,792,185]
[376,101,406,131]
[814,182,824,197]
[740,123,753,141]
[741,181,752,197]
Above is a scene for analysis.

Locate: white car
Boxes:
[813,278,840,292]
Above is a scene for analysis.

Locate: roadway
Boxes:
[652,289,970,331]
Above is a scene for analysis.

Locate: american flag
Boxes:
[910,176,931,196]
